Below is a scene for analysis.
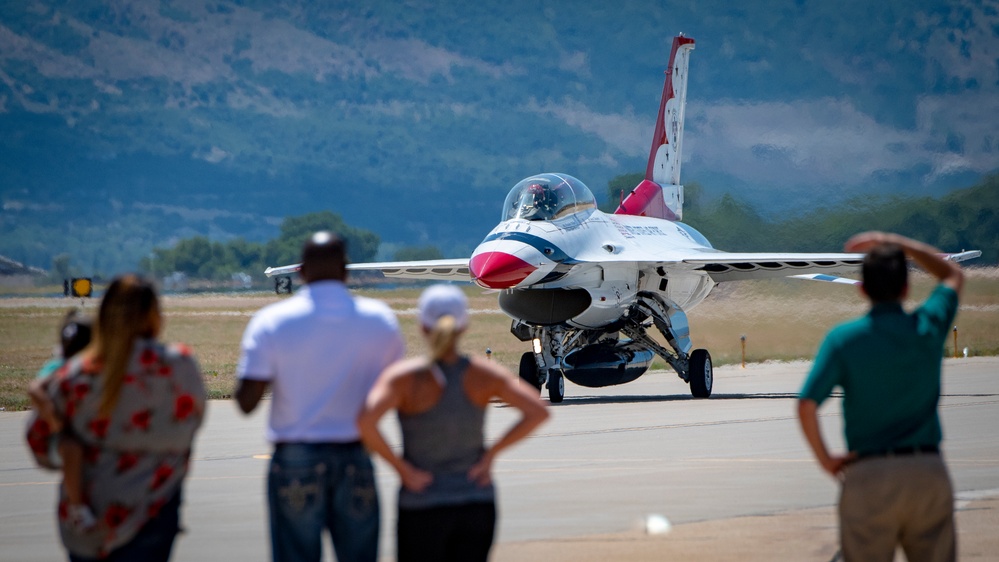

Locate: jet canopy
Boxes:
[503,173,597,222]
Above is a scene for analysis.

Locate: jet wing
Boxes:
[676,252,864,283]
[265,250,978,285]
[265,258,471,282]
[349,258,471,281]
[676,250,981,283]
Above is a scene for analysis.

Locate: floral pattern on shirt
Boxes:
[26,339,206,559]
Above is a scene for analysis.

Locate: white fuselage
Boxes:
[470,209,716,329]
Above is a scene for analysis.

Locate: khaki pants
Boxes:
[839,454,955,562]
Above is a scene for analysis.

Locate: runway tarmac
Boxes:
[2,357,997,561]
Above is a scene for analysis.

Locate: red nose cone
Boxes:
[470,252,537,289]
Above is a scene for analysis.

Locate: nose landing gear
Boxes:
[518,352,543,391]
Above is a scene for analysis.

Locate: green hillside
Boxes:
[685,174,999,262]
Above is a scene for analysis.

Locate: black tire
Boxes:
[547,369,565,403]
[688,349,713,398]
[519,352,542,392]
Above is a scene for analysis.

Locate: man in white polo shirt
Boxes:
[234,231,405,562]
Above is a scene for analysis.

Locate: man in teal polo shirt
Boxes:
[798,231,964,562]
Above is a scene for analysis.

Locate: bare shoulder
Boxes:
[381,357,427,381]
[368,357,427,411]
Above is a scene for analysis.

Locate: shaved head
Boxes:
[300,231,347,283]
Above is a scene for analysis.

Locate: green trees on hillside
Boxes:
[394,245,444,261]
[601,172,645,212]
[769,176,999,263]
[266,212,379,267]
[607,173,999,262]
[124,173,999,284]
[683,192,770,251]
[141,211,379,281]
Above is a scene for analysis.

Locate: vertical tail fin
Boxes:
[615,35,695,220]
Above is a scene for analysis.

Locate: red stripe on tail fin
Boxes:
[616,35,695,220]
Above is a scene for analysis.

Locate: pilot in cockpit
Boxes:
[504,173,595,223]
[518,183,558,220]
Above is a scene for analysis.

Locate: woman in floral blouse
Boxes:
[27,274,206,561]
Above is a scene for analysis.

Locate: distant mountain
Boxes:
[1,0,997,272]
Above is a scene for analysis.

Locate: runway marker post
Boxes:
[740,335,746,369]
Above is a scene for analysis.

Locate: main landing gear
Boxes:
[621,292,714,398]
[515,291,715,400]
[687,348,713,398]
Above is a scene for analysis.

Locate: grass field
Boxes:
[1,268,996,411]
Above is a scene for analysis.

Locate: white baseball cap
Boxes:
[418,284,469,330]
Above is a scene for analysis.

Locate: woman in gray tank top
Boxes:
[358,284,549,562]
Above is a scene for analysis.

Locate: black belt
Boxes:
[274,440,362,449]
[857,445,939,460]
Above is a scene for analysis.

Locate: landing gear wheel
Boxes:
[547,369,565,403]
[518,352,542,392]
[688,349,713,398]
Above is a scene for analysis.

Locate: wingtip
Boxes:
[263,263,303,278]
[944,250,982,263]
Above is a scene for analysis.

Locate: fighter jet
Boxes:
[266,35,980,402]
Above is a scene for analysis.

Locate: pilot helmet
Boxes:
[527,183,554,209]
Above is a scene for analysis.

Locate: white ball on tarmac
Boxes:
[645,513,672,535]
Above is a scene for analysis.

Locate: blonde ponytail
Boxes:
[427,314,460,363]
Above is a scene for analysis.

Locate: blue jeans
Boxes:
[268,442,379,562]
[68,490,181,562]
